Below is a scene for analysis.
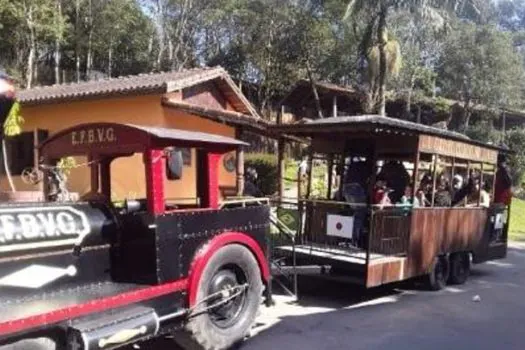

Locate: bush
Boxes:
[245,153,278,196]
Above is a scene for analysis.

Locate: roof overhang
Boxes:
[271,115,507,153]
[40,122,246,159]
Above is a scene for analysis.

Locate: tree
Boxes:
[439,24,524,130]
[343,0,482,116]
[389,10,444,120]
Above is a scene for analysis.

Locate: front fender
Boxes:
[187,231,270,307]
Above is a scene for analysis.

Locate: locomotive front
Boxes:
[0,201,118,293]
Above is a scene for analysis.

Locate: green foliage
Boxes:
[56,156,77,177]
[245,153,278,196]
[509,197,525,241]
[439,23,524,128]
[3,101,24,137]
[465,121,502,145]
[506,128,525,186]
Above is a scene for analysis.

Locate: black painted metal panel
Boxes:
[155,205,270,282]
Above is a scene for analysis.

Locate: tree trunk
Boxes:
[26,9,36,88]
[155,0,166,70]
[75,0,81,82]
[2,139,15,192]
[406,73,416,120]
[306,58,324,119]
[108,46,113,77]
[376,7,388,116]
[86,0,93,78]
[54,0,62,84]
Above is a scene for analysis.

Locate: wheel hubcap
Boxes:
[207,269,247,329]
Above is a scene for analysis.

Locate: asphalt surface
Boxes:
[138,242,525,350]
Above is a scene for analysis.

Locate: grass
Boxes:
[509,197,525,242]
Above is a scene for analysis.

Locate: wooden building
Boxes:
[3,67,266,202]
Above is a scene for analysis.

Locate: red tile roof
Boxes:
[18,67,224,105]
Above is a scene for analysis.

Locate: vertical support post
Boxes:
[89,155,99,193]
[431,154,438,206]
[277,138,285,200]
[145,149,165,215]
[327,154,334,199]
[365,142,378,281]
[100,158,111,198]
[306,150,314,199]
[332,95,338,118]
[478,163,484,207]
[33,129,43,192]
[235,128,244,197]
[412,151,420,199]
[42,156,50,200]
[197,150,221,209]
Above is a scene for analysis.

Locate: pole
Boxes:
[236,128,244,197]
[277,138,285,199]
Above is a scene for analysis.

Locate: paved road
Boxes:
[140,243,525,350]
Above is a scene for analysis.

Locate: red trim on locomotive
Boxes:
[187,231,270,307]
[207,152,221,209]
[145,149,166,215]
[0,279,188,337]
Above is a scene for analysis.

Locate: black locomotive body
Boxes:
[0,122,270,350]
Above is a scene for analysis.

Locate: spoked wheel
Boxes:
[425,255,450,291]
[21,167,42,185]
[207,269,248,329]
[448,252,470,285]
[180,244,263,350]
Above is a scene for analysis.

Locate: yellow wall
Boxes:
[1,93,238,201]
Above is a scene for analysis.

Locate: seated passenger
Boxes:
[417,173,433,206]
[434,175,452,207]
[466,178,490,207]
[342,182,367,204]
[480,181,491,208]
[373,178,392,208]
[378,161,410,203]
[399,185,420,207]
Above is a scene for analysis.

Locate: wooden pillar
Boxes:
[412,151,420,199]
[431,155,438,206]
[145,149,165,215]
[306,150,314,199]
[478,163,484,206]
[235,128,244,197]
[277,138,285,199]
[332,95,338,118]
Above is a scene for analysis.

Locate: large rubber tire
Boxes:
[425,255,450,291]
[448,252,470,285]
[182,244,263,350]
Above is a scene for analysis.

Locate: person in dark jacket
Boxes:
[243,167,264,197]
[495,154,512,205]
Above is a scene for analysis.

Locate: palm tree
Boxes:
[344,0,481,116]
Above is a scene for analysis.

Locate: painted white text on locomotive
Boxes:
[71,127,116,146]
[0,206,91,252]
